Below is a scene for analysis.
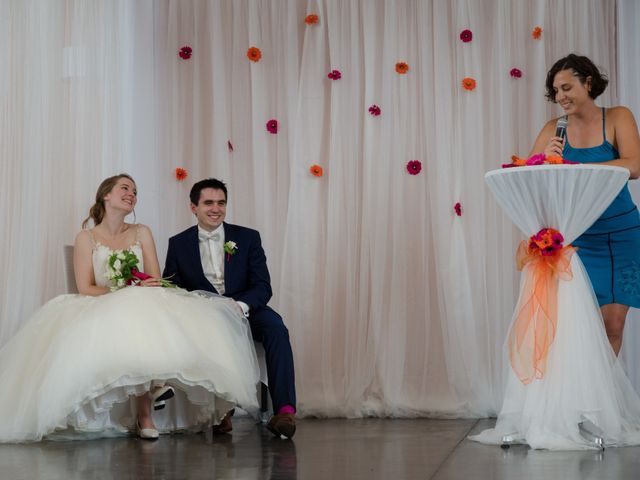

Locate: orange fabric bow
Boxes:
[509,241,576,384]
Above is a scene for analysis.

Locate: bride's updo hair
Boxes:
[82,174,136,228]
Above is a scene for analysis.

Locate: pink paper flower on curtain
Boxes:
[406,160,422,175]
[179,46,193,60]
[327,69,342,80]
[454,202,462,216]
[266,119,278,134]
[510,68,522,78]
[368,104,381,116]
[459,29,473,42]
[227,140,234,152]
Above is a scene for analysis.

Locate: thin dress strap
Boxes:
[135,224,141,243]
[602,107,607,142]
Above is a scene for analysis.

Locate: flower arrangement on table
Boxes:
[524,228,564,257]
[106,250,175,291]
[502,153,578,168]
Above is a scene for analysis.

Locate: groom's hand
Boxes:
[139,277,163,287]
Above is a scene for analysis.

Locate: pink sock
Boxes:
[277,405,295,415]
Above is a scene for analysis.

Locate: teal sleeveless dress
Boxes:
[563,107,640,307]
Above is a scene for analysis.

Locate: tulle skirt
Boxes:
[0,287,260,442]
[469,256,640,450]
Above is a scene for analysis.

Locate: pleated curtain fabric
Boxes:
[1,0,634,416]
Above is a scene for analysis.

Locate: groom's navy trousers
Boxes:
[163,223,296,411]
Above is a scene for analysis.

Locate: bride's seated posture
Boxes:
[0,174,260,442]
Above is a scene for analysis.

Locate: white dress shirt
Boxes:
[197,225,250,317]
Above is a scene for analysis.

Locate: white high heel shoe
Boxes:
[137,421,159,440]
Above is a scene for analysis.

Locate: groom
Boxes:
[163,178,297,439]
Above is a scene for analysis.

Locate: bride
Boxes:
[0,174,260,442]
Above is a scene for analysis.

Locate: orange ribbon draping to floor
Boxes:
[509,241,576,384]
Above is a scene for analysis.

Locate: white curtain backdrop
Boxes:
[618,0,640,391]
[0,0,624,417]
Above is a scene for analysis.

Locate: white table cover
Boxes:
[470,164,640,450]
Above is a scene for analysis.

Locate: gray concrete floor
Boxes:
[1,418,640,479]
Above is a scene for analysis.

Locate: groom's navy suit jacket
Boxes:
[163,222,296,410]
[163,223,272,312]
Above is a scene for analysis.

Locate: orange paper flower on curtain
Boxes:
[305,14,319,25]
[247,47,262,62]
[395,62,409,74]
[309,164,323,177]
[532,26,543,40]
[461,77,476,91]
[175,168,188,181]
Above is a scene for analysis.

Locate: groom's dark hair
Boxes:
[190,178,228,205]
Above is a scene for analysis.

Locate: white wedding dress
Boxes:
[0,242,260,442]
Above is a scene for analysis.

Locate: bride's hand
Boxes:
[544,136,564,157]
[139,277,163,287]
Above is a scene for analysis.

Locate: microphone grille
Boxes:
[557,117,568,129]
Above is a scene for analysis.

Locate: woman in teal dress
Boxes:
[529,53,640,356]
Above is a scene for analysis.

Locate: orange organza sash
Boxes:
[509,241,576,384]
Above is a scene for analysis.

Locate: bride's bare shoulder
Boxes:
[74,229,92,246]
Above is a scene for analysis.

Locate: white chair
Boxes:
[63,245,79,293]
[62,245,271,420]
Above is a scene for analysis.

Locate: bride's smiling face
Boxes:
[104,178,137,213]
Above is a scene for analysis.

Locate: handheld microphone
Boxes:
[555,117,568,140]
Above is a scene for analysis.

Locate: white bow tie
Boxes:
[199,231,220,242]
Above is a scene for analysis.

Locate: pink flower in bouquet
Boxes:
[528,228,564,256]
[266,119,278,134]
[128,268,152,285]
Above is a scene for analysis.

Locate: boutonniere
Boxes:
[224,241,238,261]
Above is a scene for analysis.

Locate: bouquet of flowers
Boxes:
[502,153,578,168]
[105,249,175,291]
[527,228,565,256]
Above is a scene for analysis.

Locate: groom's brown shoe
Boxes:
[212,409,234,434]
[267,413,296,439]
